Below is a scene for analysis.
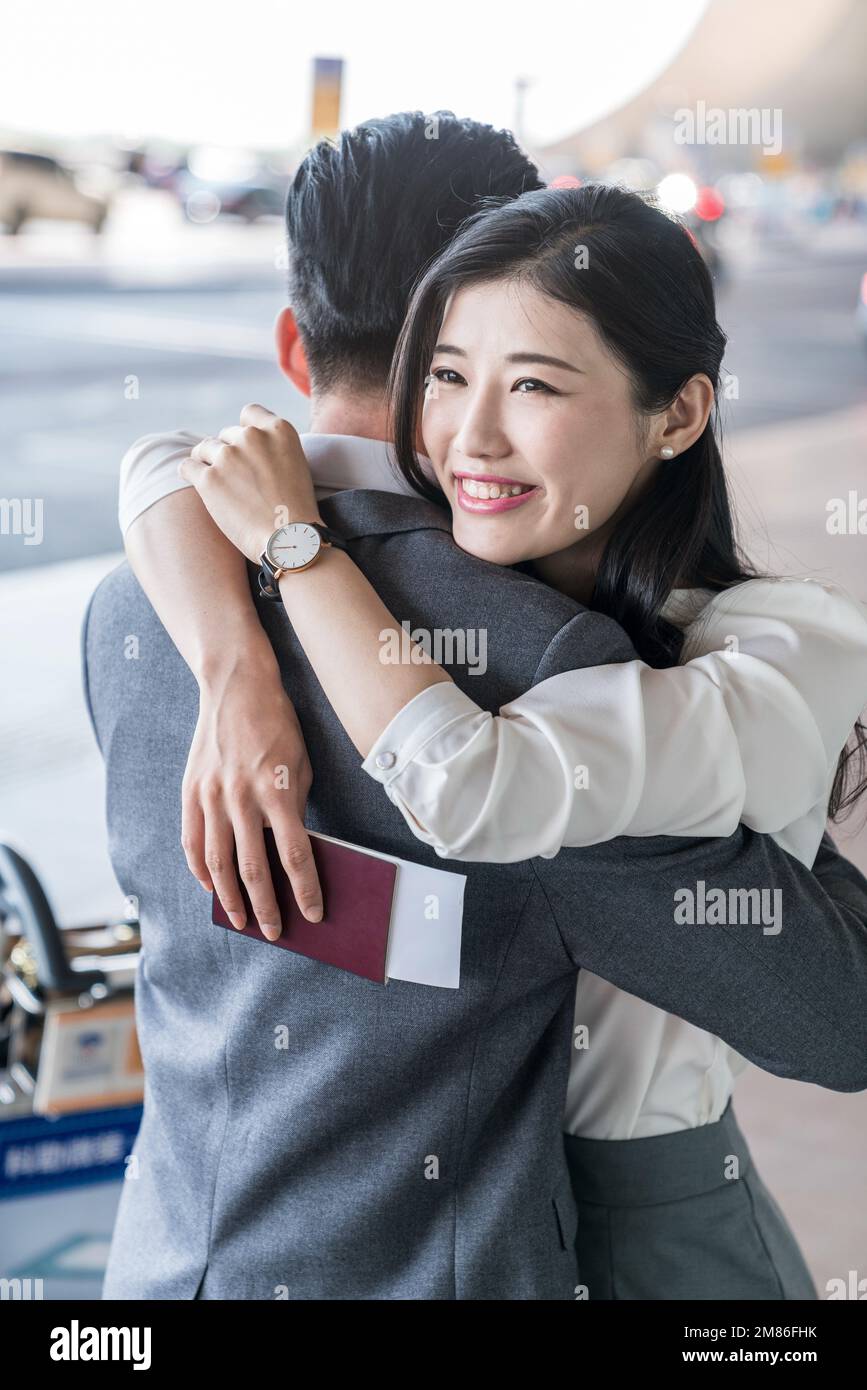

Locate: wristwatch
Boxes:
[257,521,348,599]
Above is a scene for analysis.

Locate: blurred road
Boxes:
[0,278,308,572]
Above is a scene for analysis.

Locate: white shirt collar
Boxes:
[300,432,436,499]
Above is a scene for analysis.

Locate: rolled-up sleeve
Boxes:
[362,578,867,862]
[118,431,204,537]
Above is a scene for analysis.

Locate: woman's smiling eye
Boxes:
[514,377,555,393]
[426,368,558,393]
[429,367,465,387]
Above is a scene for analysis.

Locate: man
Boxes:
[116,110,546,931]
[83,112,867,1300]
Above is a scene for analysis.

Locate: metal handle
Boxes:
[0,843,103,993]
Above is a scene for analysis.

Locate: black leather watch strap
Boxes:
[314,523,349,552]
[257,563,283,601]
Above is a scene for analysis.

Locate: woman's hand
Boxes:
[181,663,324,936]
[178,403,321,562]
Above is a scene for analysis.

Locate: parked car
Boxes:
[176,171,285,224]
[0,150,109,234]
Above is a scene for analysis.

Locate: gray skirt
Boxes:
[563,1099,817,1300]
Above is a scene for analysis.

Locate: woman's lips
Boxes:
[454,473,540,514]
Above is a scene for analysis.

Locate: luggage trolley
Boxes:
[0,843,143,1299]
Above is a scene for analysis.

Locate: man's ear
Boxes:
[275,307,311,397]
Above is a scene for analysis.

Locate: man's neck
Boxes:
[307,390,390,444]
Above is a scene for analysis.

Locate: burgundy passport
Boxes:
[212,828,398,983]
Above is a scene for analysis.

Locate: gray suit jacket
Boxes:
[82,489,867,1300]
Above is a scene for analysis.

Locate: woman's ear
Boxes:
[275,308,311,397]
[658,373,715,457]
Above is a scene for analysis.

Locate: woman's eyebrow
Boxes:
[505,352,583,373]
[433,345,583,374]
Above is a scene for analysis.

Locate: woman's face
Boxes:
[421,279,660,580]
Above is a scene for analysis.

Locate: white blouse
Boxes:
[118,431,867,1139]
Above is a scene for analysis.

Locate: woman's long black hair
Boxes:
[387,182,866,819]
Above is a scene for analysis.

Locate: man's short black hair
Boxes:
[285,110,543,393]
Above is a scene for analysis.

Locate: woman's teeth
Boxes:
[460,478,530,500]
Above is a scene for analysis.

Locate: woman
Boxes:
[126,184,867,1298]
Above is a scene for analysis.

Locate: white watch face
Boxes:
[267,523,321,572]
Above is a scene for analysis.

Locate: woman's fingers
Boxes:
[178,435,227,484]
[177,453,208,485]
[183,786,292,942]
[180,792,212,892]
[233,812,283,942]
[202,799,247,932]
[239,403,278,429]
[217,425,245,446]
[268,801,323,923]
[179,682,320,938]
[190,435,226,463]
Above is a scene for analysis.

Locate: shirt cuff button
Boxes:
[375,751,397,770]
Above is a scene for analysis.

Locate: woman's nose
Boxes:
[453,400,510,462]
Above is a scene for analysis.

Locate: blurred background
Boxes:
[0,0,865,1298]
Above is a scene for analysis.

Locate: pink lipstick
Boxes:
[453,471,540,515]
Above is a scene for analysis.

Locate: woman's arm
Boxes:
[178,409,455,746]
[181,409,867,864]
[281,570,867,862]
[120,433,324,929]
[359,576,867,861]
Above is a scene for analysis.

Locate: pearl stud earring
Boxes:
[660,446,675,459]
